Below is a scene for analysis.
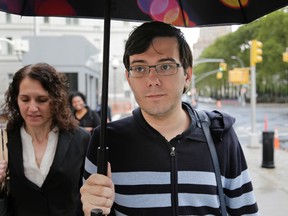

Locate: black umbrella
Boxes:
[0,0,287,176]
[1,0,287,26]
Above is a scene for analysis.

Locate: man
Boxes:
[81,21,259,216]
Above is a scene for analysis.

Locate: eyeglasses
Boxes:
[128,63,182,78]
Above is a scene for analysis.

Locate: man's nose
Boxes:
[146,67,161,86]
[147,66,158,76]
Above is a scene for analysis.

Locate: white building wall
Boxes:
[0,11,141,112]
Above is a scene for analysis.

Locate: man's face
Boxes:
[126,37,192,118]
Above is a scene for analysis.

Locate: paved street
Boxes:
[197,100,288,148]
[243,146,288,216]
[198,101,288,215]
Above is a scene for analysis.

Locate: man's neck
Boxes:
[142,107,190,141]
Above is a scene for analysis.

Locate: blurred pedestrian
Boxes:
[216,97,222,109]
[96,104,112,122]
[69,91,101,133]
[0,63,90,216]
[80,21,258,215]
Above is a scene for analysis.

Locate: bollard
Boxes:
[261,131,275,168]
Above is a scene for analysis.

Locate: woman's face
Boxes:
[71,96,85,111]
[17,77,53,128]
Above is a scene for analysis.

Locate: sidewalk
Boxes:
[242,144,288,216]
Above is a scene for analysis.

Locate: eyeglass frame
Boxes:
[128,62,183,78]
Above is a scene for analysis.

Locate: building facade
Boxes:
[0,11,139,112]
[0,11,233,114]
[193,26,232,60]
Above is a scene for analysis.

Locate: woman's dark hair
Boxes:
[123,21,193,71]
[2,62,78,131]
[68,91,87,108]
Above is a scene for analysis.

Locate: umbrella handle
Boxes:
[91,209,103,216]
[91,148,107,216]
[97,147,108,175]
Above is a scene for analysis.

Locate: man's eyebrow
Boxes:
[158,58,177,63]
[130,58,177,65]
[130,59,146,65]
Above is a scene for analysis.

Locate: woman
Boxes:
[0,63,90,216]
[69,91,101,133]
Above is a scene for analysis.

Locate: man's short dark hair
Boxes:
[123,21,193,71]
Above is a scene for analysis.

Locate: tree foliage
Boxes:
[194,9,288,102]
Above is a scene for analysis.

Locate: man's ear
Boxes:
[185,67,193,86]
[125,70,131,85]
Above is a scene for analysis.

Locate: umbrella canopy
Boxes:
[0,0,287,27]
[1,0,287,175]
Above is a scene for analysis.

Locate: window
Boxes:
[44,17,49,23]
[6,37,13,55]
[66,18,79,25]
[73,18,79,25]
[66,18,72,25]
[6,14,11,23]
[65,73,78,92]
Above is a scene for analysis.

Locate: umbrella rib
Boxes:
[21,0,28,16]
[178,0,187,27]
[238,0,248,23]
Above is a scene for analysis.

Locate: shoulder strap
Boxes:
[194,110,227,216]
[0,127,9,194]
[0,128,8,161]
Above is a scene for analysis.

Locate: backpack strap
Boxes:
[194,109,227,216]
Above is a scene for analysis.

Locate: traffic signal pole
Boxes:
[249,40,263,148]
[249,64,258,147]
